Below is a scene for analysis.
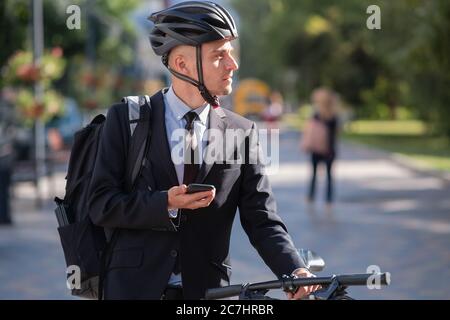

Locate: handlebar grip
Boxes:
[336,273,391,286]
[205,284,243,300]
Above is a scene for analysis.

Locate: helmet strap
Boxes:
[164,46,220,108]
[162,53,169,67]
[195,45,220,108]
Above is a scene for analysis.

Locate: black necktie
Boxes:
[183,111,199,185]
[172,111,199,276]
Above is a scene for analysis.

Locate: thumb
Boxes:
[171,185,185,196]
[178,184,188,194]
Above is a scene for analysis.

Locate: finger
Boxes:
[186,195,214,209]
[305,286,313,296]
[188,190,214,201]
[181,195,209,207]
[200,192,215,201]
[193,192,214,202]
[195,195,214,208]
[293,287,307,299]
[172,184,187,196]
[303,286,313,297]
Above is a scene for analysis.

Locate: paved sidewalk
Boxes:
[0,175,73,299]
[1,129,449,299]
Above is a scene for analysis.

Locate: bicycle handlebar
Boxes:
[205,272,390,300]
[205,284,244,300]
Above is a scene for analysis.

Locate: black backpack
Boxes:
[54,95,152,299]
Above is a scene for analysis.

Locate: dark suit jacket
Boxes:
[88,89,305,299]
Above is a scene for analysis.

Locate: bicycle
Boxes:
[205,249,391,300]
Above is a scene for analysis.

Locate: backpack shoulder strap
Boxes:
[99,95,152,300]
[123,95,150,136]
[99,95,154,300]
[122,95,152,192]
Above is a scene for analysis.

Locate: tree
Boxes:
[1,0,140,110]
[231,0,380,107]
[405,0,450,137]
[232,0,450,138]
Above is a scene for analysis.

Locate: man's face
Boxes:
[171,39,239,97]
[201,38,239,96]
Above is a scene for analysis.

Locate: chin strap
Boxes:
[162,46,220,108]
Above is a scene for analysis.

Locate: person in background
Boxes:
[0,96,16,224]
[304,87,339,210]
[46,97,83,152]
[262,91,284,130]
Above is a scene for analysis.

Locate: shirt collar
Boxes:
[165,86,210,125]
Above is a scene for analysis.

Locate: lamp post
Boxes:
[86,0,96,67]
[31,0,46,208]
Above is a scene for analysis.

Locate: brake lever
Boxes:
[312,275,340,300]
[281,274,300,294]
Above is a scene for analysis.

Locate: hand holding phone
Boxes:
[167,184,216,210]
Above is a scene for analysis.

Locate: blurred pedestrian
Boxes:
[262,91,284,130]
[0,97,16,224]
[301,87,339,209]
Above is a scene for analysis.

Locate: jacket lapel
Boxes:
[196,106,227,183]
[151,91,230,186]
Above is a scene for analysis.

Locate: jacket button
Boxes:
[170,250,178,258]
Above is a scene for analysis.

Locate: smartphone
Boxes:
[186,183,215,194]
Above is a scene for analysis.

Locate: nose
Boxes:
[226,54,239,71]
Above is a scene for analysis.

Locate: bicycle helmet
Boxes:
[148,1,238,107]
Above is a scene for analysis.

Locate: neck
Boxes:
[172,79,207,109]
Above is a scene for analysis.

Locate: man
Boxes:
[88,1,319,300]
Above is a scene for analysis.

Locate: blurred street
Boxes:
[0,128,449,299]
[231,129,450,300]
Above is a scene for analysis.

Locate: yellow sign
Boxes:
[234,79,271,118]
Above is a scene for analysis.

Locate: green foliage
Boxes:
[1,0,140,112]
[404,0,450,137]
[3,48,66,125]
[0,0,31,78]
[231,0,450,138]
[344,131,450,172]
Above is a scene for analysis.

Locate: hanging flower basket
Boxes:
[83,99,99,110]
[16,64,41,83]
[2,48,67,125]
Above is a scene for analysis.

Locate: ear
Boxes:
[169,46,196,78]
[172,54,190,75]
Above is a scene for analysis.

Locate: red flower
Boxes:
[81,73,96,86]
[51,47,63,58]
[16,64,40,82]
[84,99,98,109]
[24,103,44,119]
